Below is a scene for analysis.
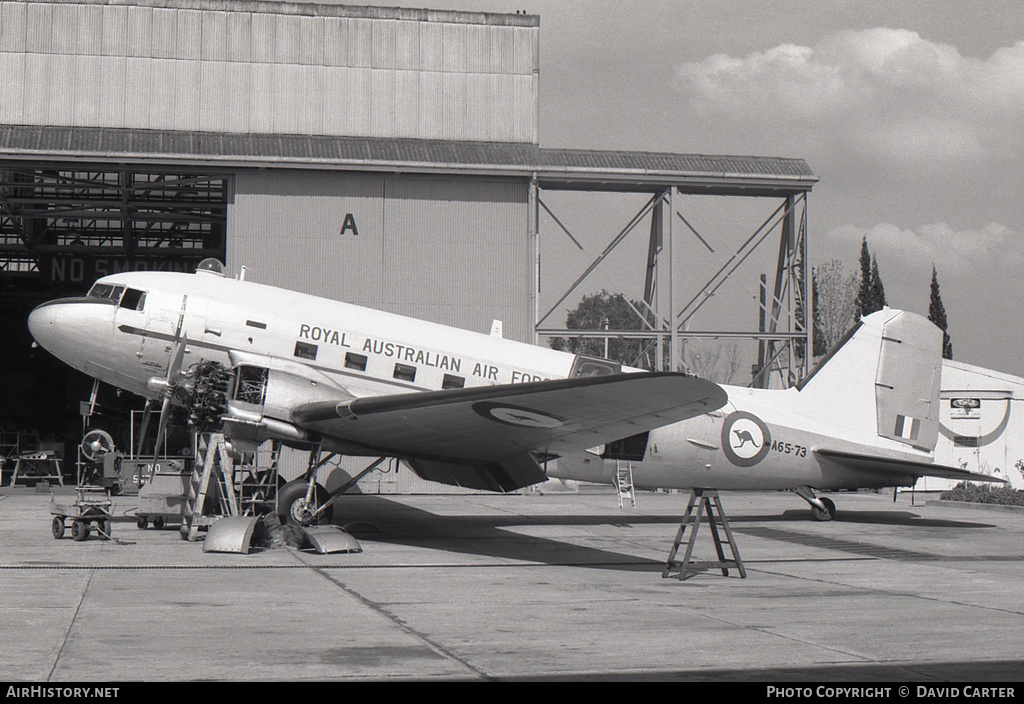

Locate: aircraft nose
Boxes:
[28,298,115,372]
[27,301,60,350]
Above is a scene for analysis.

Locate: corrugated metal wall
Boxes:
[228,170,532,342]
[0,0,539,143]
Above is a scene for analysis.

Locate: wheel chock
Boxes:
[203,516,260,554]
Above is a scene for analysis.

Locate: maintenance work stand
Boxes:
[663,488,746,580]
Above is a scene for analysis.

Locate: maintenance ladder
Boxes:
[663,488,746,580]
[181,433,236,541]
[180,434,281,542]
[615,461,635,508]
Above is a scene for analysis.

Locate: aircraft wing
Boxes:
[816,449,1008,485]
[291,372,727,492]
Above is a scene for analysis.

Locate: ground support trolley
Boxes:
[50,487,114,541]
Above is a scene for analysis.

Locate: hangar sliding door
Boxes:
[228,170,530,342]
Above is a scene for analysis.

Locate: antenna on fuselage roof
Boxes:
[238,266,247,281]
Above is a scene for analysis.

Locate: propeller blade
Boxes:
[153,393,173,458]
[150,295,189,459]
[167,335,188,381]
[136,399,153,457]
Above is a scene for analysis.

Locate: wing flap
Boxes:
[817,448,1007,485]
[292,371,727,467]
[405,455,546,493]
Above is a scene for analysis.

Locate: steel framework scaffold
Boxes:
[532,176,813,388]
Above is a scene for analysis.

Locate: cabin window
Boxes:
[345,352,368,372]
[294,341,318,360]
[442,374,465,389]
[393,363,416,382]
[246,320,267,330]
[119,288,146,311]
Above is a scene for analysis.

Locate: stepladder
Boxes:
[663,488,746,580]
[616,461,635,508]
[181,433,237,541]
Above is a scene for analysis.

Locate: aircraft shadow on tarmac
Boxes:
[504,658,1024,682]
[327,495,672,572]
[762,509,995,529]
[321,496,997,571]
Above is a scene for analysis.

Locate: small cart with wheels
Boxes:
[50,486,114,541]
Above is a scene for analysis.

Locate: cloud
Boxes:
[824,221,1024,276]
[674,28,1024,165]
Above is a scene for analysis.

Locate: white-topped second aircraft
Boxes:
[28,259,1000,526]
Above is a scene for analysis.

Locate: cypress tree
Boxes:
[869,256,887,312]
[928,265,953,360]
[855,236,873,318]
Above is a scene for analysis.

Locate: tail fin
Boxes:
[797,309,942,451]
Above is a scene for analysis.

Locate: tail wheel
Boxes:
[277,479,333,527]
[811,497,836,522]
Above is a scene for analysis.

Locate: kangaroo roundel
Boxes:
[721,411,771,467]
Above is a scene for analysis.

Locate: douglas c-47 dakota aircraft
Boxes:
[28,259,1000,528]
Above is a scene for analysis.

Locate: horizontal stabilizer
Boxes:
[817,448,1007,485]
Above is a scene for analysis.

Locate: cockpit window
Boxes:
[87,283,114,299]
[88,283,124,301]
[87,283,146,311]
[119,288,147,311]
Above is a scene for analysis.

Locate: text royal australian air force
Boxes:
[297,322,548,383]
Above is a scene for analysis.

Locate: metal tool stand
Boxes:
[663,488,746,580]
[10,453,64,487]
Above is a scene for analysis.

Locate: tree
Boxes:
[855,236,873,317]
[684,339,743,384]
[813,259,859,354]
[548,290,657,369]
[928,265,953,360]
[869,256,887,311]
[854,236,887,317]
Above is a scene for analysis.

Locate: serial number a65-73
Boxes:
[771,440,807,457]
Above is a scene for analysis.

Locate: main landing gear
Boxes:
[794,486,836,522]
[278,445,336,527]
[276,445,388,527]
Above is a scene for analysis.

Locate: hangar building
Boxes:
[0,0,817,487]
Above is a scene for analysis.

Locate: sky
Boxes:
[360,1,1024,376]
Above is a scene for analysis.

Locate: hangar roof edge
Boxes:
[0,124,817,194]
[7,0,540,26]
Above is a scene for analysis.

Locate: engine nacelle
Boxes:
[221,351,354,451]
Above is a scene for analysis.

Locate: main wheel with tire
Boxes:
[277,479,333,526]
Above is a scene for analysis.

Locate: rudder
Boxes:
[873,310,942,450]
[797,309,942,451]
